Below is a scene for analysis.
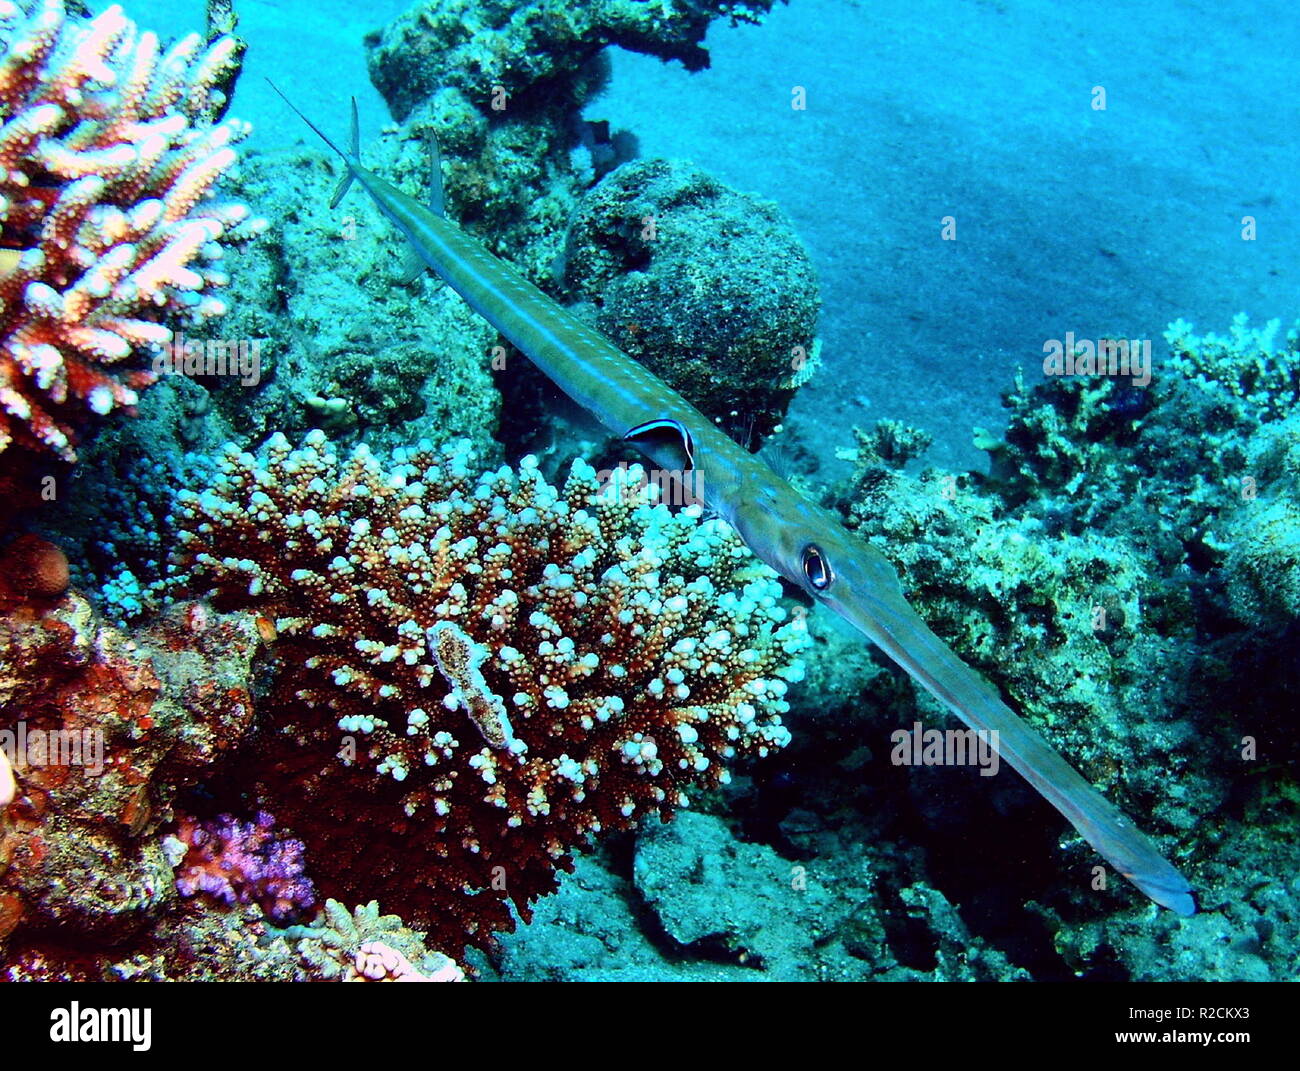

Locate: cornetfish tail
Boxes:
[265,79,358,207]
[835,581,1196,915]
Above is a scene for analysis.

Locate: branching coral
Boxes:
[174,431,808,953]
[0,0,264,460]
[294,899,464,982]
[1166,314,1300,424]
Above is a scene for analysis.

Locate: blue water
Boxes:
[135,0,1299,470]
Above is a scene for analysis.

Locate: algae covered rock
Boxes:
[363,1,779,281]
[633,810,830,969]
[562,158,821,445]
[365,0,780,124]
[1215,411,1300,628]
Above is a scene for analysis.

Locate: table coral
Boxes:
[0,0,264,460]
[174,430,808,953]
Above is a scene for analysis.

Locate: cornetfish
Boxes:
[270,85,1195,916]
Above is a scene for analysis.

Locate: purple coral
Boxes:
[173,811,317,924]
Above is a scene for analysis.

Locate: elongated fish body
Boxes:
[273,88,1194,915]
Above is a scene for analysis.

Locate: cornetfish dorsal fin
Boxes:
[427,127,445,217]
[266,80,359,207]
[328,97,361,209]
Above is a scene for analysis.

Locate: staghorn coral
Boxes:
[0,0,264,460]
[173,431,808,953]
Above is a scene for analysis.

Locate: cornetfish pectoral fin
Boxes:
[623,418,696,470]
[833,576,1196,915]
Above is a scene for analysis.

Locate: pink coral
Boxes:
[172,810,317,923]
[346,941,465,982]
[0,0,264,460]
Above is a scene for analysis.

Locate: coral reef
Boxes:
[0,587,261,960]
[0,0,264,460]
[210,148,503,458]
[6,889,463,981]
[357,1,817,461]
[172,431,807,953]
[0,567,460,979]
[294,899,464,982]
[560,158,821,445]
[30,138,506,623]
[485,312,1300,982]
[1166,314,1299,424]
[1215,410,1300,627]
[831,417,1200,833]
[367,0,781,125]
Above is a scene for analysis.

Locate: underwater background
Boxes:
[0,0,1297,981]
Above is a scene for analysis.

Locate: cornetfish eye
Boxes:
[800,543,834,592]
